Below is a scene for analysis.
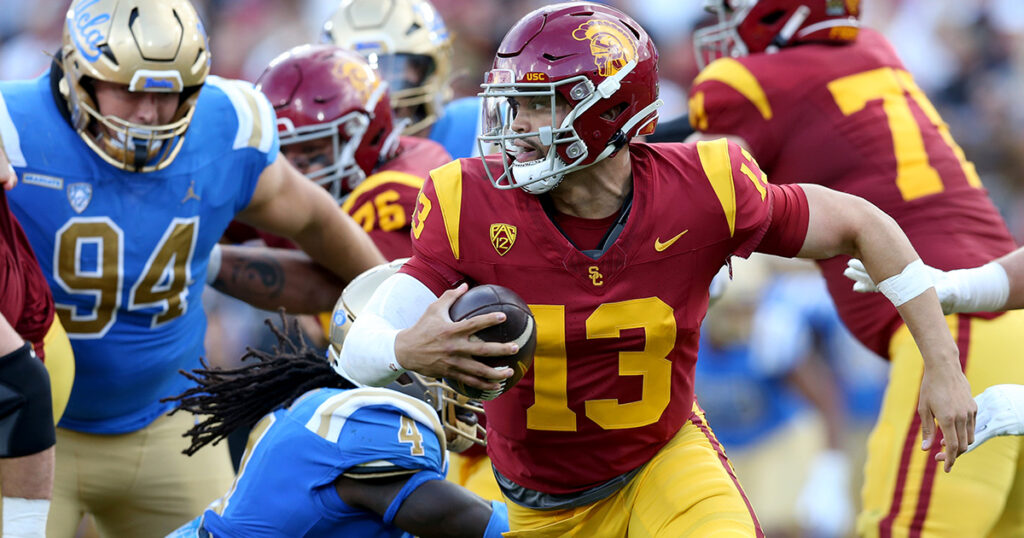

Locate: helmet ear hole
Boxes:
[601,102,627,122]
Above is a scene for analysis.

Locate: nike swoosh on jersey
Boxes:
[654,230,689,252]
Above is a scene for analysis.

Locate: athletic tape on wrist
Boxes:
[877,259,934,307]
[3,497,50,538]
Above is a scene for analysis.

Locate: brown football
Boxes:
[446,284,537,400]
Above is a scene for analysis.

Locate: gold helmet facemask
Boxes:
[325,258,487,452]
[323,0,453,135]
[61,0,211,172]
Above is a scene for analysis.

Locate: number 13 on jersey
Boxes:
[526,298,676,432]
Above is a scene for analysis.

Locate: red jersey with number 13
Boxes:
[401,140,810,494]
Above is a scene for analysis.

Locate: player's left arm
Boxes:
[334,473,507,538]
[236,156,386,284]
[794,184,974,471]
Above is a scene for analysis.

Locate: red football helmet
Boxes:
[478,2,662,194]
[694,0,861,69]
[256,44,401,202]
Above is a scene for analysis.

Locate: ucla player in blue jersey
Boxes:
[0,1,385,536]
[165,261,508,538]
[322,0,487,160]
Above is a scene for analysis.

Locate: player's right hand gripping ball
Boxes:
[447,284,537,400]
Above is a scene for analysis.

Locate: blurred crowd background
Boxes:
[4,1,1022,537]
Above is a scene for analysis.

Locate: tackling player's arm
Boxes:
[209,245,343,314]
[235,155,386,283]
[793,183,975,471]
[334,474,506,538]
[847,246,1024,315]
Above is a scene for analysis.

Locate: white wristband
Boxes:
[206,243,222,285]
[877,259,934,307]
[945,262,1010,313]
[3,497,49,538]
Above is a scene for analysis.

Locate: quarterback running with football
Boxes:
[688,1,1024,536]
[337,3,976,536]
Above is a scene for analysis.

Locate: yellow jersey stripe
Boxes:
[693,58,773,120]
[696,139,737,237]
[429,160,464,261]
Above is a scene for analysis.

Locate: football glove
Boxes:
[966,384,1024,454]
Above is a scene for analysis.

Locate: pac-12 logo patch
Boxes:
[572,20,637,77]
[490,223,517,256]
[67,182,93,214]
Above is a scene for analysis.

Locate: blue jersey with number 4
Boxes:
[200,387,448,538]
[0,70,278,434]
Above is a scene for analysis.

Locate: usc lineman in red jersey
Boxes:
[254,44,451,260]
[690,1,1024,536]
[337,3,977,535]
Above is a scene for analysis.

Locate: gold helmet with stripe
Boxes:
[323,0,452,135]
[60,0,211,172]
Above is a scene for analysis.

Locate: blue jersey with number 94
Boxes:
[0,70,279,434]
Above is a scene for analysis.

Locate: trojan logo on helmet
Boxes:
[571,20,637,78]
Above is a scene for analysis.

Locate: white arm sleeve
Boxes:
[337,273,440,387]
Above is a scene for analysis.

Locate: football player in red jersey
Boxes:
[336,2,975,535]
[689,1,1024,536]
[254,44,451,261]
[211,44,450,335]
[249,44,451,339]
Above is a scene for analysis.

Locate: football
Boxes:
[446,284,537,400]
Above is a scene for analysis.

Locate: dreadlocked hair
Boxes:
[162,311,355,456]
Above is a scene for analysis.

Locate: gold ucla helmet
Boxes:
[323,0,453,135]
[61,0,211,172]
